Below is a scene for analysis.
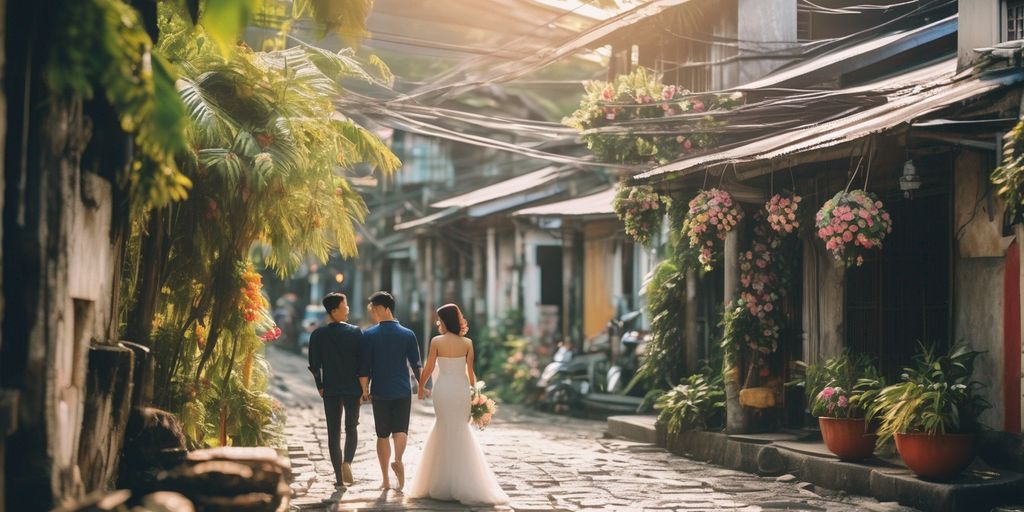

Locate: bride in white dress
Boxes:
[408,303,509,506]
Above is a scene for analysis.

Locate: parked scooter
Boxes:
[538,310,649,415]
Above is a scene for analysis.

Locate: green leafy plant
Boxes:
[811,354,884,417]
[807,353,884,419]
[867,342,991,447]
[993,118,1024,219]
[654,369,725,434]
[120,4,397,447]
[631,258,688,393]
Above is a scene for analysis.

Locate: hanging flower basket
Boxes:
[683,188,743,270]
[613,184,669,247]
[765,193,802,234]
[561,68,743,164]
[815,190,892,267]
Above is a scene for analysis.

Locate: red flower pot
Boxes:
[894,432,975,481]
[818,417,876,461]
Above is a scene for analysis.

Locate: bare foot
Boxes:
[378,480,390,491]
[391,461,405,491]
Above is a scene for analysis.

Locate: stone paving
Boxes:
[267,346,913,512]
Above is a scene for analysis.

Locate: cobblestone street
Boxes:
[268,346,910,512]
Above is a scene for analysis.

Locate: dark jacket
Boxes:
[308,322,365,396]
[361,320,421,399]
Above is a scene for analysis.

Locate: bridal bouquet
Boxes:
[470,381,496,430]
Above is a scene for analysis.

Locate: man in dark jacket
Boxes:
[308,292,364,487]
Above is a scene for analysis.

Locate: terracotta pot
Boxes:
[818,417,876,461]
[894,432,975,480]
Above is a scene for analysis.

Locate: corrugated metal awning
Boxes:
[394,166,577,231]
[430,166,565,208]
[740,15,957,91]
[634,62,1024,183]
[513,187,616,218]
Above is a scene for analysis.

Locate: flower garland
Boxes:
[613,184,669,246]
[720,210,797,380]
[683,188,743,270]
[562,68,742,164]
[765,193,801,234]
[815,190,892,267]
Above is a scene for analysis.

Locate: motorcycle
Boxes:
[538,310,650,415]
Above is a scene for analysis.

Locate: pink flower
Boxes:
[842,231,853,242]
[838,395,848,408]
[822,387,835,399]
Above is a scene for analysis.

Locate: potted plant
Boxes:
[868,342,990,480]
[810,353,884,461]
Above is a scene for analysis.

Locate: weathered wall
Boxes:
[583,221,617,339]
[520,226,559,340]
[954,256,1005,429]
[737,0,798,85]
[957,0,1000,70]
[953,148,1015,430]
[801,237,846,363]
[2,2,131,507]
[955,151,1012,258]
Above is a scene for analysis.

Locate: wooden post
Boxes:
[685,268,699,375]
[486,227,497,327]
[561,225,574,343]
[723,224,749,434]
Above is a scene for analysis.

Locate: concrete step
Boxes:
[606,414,1024,512]
[607,415,659,445]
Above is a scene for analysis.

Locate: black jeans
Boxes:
[323,394,361,482]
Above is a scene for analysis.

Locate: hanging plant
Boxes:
[815,190,892,267]
[562,68,743,164]
[683,188,743,271]
[720,210,798,391]
[765,193,802,234]
[613,184,670,246]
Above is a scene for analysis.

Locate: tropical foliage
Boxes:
[992,118,1024,218]
[654,369,725,434]
[48,0,190,214]
[613,184,670,247]
[562,67,742,164]
[867,342,990,447]
[632,257,689,396]
[118,2,398,447]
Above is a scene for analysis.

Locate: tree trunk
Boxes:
[124,209,166,347]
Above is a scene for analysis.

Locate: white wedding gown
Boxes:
[408,356,509,505]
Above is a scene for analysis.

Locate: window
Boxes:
[1009,0,1024,41]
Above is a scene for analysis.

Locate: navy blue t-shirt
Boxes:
[361,320,421,399]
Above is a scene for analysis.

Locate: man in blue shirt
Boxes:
[359,291,421,491]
